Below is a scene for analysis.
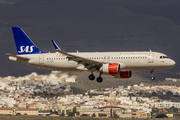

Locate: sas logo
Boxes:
[18,46,35,53]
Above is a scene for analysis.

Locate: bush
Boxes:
[16,113,21,116]
[156,114,168,118]
[92,113,96,117]
[68,112,74,116]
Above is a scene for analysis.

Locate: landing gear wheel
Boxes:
[97,77,103,83]
[150,76,155,81]
[150,70,155,81]
[89,74,95,80]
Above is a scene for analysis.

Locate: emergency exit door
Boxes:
[148,53,154,63]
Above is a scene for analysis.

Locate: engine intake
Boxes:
[100,63,120,75]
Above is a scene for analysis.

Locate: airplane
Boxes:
[7,27,176,83]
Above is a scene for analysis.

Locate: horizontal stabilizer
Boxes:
[6,53,29,60]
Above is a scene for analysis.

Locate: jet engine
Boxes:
[114,71,132,78]
[100,63,120,75]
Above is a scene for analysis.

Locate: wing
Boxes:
[51,40,103,70]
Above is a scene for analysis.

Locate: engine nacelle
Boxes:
[114,71,132,78]
[100,63,120,75]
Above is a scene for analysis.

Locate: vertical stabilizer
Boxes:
[12,27,44,55]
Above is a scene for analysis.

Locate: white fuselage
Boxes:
[8,27,176,82]
[9,51,175,73]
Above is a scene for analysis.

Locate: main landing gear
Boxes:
[88,74,103,83]
[88,68,103,83]
[97,73,103,83]
[150,70,155,80]
[89,74,95,80]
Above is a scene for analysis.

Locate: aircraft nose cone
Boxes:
[170,60,176,67]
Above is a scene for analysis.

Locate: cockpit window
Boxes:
[160,56,169,59]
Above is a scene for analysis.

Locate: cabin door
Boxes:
[39,55,44,65]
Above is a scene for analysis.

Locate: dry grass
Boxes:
[0,115,143,120]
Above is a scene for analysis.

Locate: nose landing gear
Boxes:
[150,71,155,80]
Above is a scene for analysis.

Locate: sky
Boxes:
[0,0,179,80]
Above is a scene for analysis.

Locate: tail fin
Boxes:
[12,27,44,55]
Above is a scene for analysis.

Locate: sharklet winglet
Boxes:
[51,40,61,51]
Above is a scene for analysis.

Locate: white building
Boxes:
[156,101,180,108]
